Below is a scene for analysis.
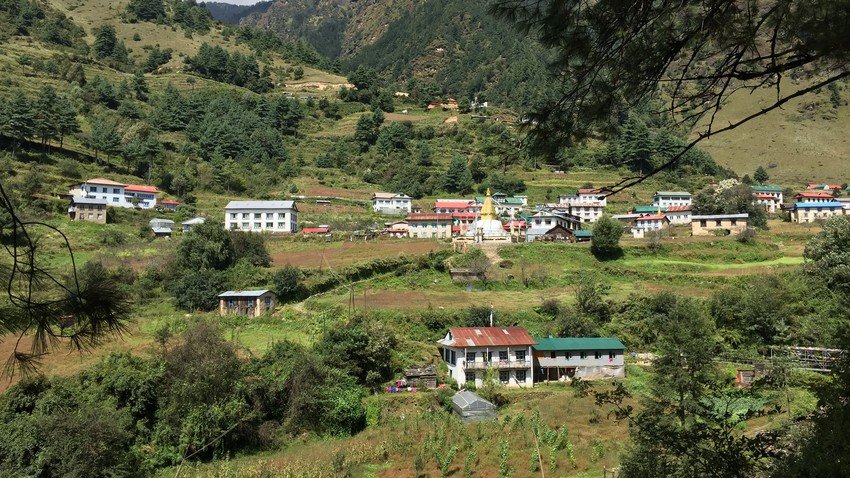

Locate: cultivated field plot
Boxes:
[268,238,449,269]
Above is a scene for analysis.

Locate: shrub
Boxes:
[591,215,623,259]
[272,264,306,302]
[170,268,227,311]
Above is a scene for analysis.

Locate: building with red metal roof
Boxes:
[438,327,536,388]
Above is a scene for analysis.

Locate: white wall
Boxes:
[225,208,298,233]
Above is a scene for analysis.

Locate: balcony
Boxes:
[463,360,529,370]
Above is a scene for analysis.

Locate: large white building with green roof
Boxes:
[533,337,626,381]
[652,191,692,208]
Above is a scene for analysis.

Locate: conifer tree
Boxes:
[55,96,80,148]
[443,156,474,194]
[753,166,769,184]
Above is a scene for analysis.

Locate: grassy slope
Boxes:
[697,82,850,184]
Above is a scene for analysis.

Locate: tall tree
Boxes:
[92,25,118,60]
[86,113,121,165]
[753,166,770,184]
[442,156,474,194]
[55,96,80,148]
[590,215,623,259]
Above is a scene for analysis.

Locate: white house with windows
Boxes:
[559,188,608,207]
[652,191,692,208]
[438,327,536,388]
[224,200,298,233]
[664,205,692,225]
[631,214,669,238]
[750,185,783,213]
[372,192,412,214]
[70,178,160,209]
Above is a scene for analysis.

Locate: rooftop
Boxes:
[750,185,783,192]
[793,202,844,209]
[373,192,410,199]
[636,214,667,221]
[692,213,750,219]
[225,200,296,210]
[71,196,107,205]
[125,184,159,193]
[218,290,271,298]
[633,205,666,213]
[182,217,206,225]
[84,178,125,186]
[796,192,835,198]
[533,337,625,351]
[573,230,593,237]
[666,205,692,212]
[406,213,452,221]
[439,327,536,347]
[654,191,691,197]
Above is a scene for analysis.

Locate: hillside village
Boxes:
[2,0,850,477]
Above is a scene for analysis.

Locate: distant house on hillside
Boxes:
[789,202,847,223]
[438,327,536,388]
[691,214,749,235]
[384,220,409,238]
[750,185,783,213]
[406,213,452,239]
[218,290,275,317]
[68,197,107,224]
[150,218,174,238]
[631,214,669,238]
[533,337,626,381]
[795,191,835,203]
[224,200,298,233]
[69,178,160,209]
[807,183,843,192]
[665,205,692,225]
[372,192,412,214]
[159,199,180,212]
[181,217,205,233]
[652,191,692,208]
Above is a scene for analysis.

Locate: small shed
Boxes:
[452,390,496,423]
[404,365,437,389]
[150,218,174,238]
[573,230,593,242]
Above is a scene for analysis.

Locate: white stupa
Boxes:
[469,189,511,243]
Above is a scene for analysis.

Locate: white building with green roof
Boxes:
[652,191,692,208]
[533,337,626,381]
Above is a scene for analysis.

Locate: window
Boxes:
[264,297,272,307]
[253,223,261,229]
[700,220,707,227]
[499,371,509,383]
[113,197,119,202]
[466,373,476,384]
[97,214,102,219]
[515,350,526,362]
[609,351,616,360]
[266,213,273,219]
[498,351,508,361]
[254,213,261,219]
[241,222,249,229]
[278,222,285,229]
[242,213,249,219]
[87,213,93,219]
[466,352,476,362]
[516,370,526,382]
[450,350,456,364]
[565,351,572,359]
[715,220,722,226]
[227,299,236,307]
[231,213,237,219]
[594,351,602,359]
[266,222,273,228]
[91,186,99,192]
[487,351,493,362]
[580,351,587,359]
[730,219,737,226]
[550,352,556,359]
[113,188,120,194]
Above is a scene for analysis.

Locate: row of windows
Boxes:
[698,219,739,227]
[467,370,527,384]
[464,350,526,362]
[548,351,617,360]
[230,212,290,220]
[88,186,122,194]
[233,222,291,229]
[84,213,103,220]
[225,297,273,307]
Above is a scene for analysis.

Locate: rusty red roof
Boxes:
[435,200,474,209]
[442,327,536,347]
[636,214,668,221]
[159,199,180,205]
[406,213,452,222]
[125,184,159,193]
[796,191,833,198]
[665,205,692,212]
[752,193,776,200]
[302,227,330,234]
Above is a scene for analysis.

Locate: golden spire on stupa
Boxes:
[480,188,497,221]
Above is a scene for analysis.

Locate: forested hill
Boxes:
[204,1,272,25]
[229,0,557,109]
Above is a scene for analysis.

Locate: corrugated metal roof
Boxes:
[654,191,691,196]
[151,227,172,234]
[435,200,474,209]
[442,327,536,347]
[406,213,452,222]
[452,390,495,410]
[182,217,205,225]
[533,337,625,351]
[225,200,296,210]
[218,290,271,298]
[692,213,749,219]
[793,202,844,209]
[149,218,175,225]
[750,185,783,192]
[71,196,107,205]
[666,205,692,212]
[796,192,834,198]
[85,178,125,186]
[573,230,593,237]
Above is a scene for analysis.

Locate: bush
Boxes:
[591,215,624,259]
[170,269,227,311]
[272,264,306,302]
[230,231,271,267]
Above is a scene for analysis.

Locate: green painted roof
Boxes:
[573,230,593,237]
[750,185,783,192]
[633,205,666,213]
[533,337,625,351]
